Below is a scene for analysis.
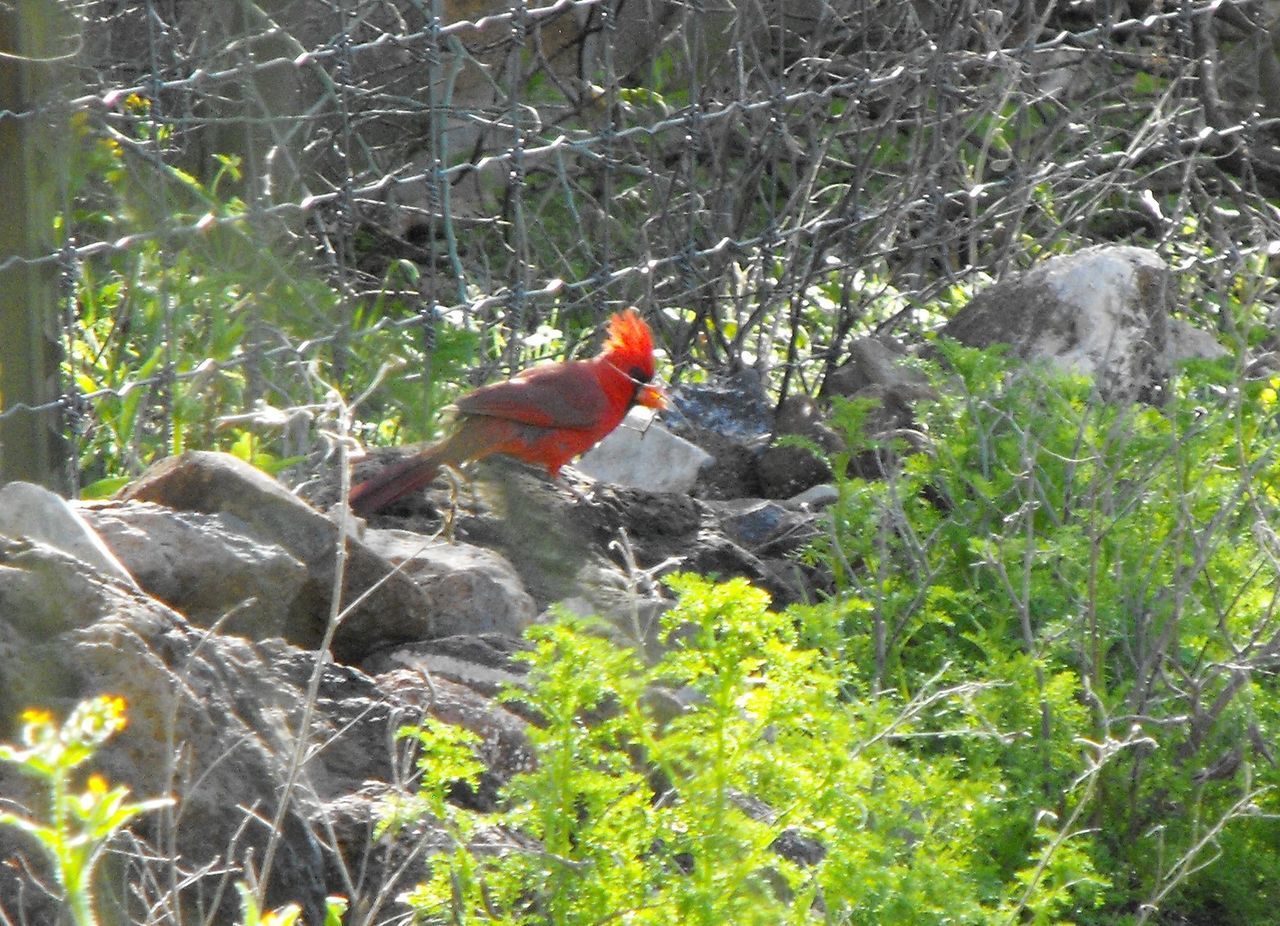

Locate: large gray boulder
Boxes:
[84,501,309,640]
[0,534,531,924]
[360,529,537,639]
[0,481,135,586]
[118,451,443,661]
[940,245,1223,401]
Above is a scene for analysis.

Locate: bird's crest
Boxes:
[601,308,656,380]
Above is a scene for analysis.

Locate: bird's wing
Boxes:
[454,360,608,431]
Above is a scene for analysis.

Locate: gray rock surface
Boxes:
[0,481,135,586]
[0,538,340,922]
[84,501,308,640]
[361,529,537,638]
[0,534,539,925]
[119,451,443,661]
[578,409,713,494]
[940,245,1178,401]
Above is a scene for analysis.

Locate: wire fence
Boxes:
[3,0,1280,491]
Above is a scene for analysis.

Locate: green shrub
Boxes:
[393,575,1102,925]
[392,344,1280,924]
[0,696,170,926]
[815,343,1280,921]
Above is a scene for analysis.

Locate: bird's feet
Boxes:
[556,466,599,506]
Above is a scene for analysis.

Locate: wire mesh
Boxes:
[2,0,1279,489]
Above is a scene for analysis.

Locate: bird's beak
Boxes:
[636,383,667,410]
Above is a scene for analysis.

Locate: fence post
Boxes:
[0,1,71,491]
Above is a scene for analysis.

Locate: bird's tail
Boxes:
[348,421,510,516]
[348,446,450,516]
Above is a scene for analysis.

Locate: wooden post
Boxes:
[0,2,72,491]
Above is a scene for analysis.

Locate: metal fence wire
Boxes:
[2,0,1279,491]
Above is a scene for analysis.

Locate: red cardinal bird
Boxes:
[349,308,665,515]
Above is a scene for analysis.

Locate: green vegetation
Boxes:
[52,121,1280,914]
[16,349,1280,921]
[25,6,1280,923]
[388,349,1280,924]
[0,697,347,926]
[0,696,171,926]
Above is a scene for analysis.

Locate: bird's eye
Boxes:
[628,365,650,384]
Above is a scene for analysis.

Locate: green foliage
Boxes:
[63,112,490,485]
[235,883,348,926]
[0,696,172,926]
[391,344,1280,925]
[811,344,1280,921]
[382,718,486,835]
[395,576,1101,925]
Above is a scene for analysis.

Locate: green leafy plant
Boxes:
[385,341,1280,925]
[0,696,171,926]
[812,343,1280,921]
[235,882,349,926]
[391,575,1100,925]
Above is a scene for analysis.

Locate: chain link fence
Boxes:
[2,0,1279,491]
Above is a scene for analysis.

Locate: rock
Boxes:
[660,373,773,500]
[591,484,704,544]
[689,430,767,500]
[786,484,839,509]
[824,337,938,431]
[0,537,144,722]
[1169,318,1228,363]
[577,409,713,494]
[83,501,308,640]
[436,462,800,613]
[761,556,827,603]
[757,443,832,499]
[939,245,1180,401]
[0,526,585,925]
[321,450,819,635]
[0,481,135,587]
[119,451,443,661]
[357,469,816,636]
[711,499,793,549]
[774,394,846,454]
[360,530,537,638]
[663,370,774,441]
[682,529,804,607]
[757,394,841,498]
[708,499,821,556]
[0,533,549,925]
[418,632,531,669]
[450,460,609,607]
[582,486,803,603]
[824,337,934,403]
[558,562,676,657]
[322,786,451,926]
[363,634,530,701]
[818,338,940,479]
[731,791,826,867]
[377,669,534,810]
[0,540,347,921]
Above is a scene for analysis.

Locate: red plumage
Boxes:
[349,308,664,515]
